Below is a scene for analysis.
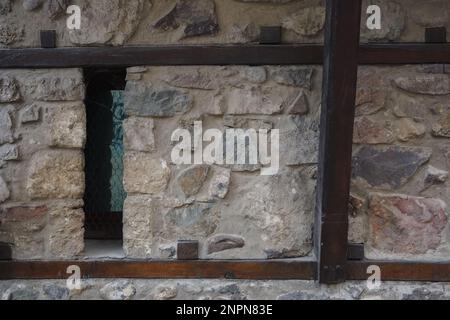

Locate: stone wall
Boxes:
[1,0,450,301]
[2,279,450,300]
[0,0,448,48]
[0,69,86,259]
[350,65,450,261]
[122,65,321,259]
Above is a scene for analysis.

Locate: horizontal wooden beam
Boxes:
[0,260,317,280]
[4,259,450,282]
[359,43,450,64]
[347,260,450,282]
[0,45,323,68]
[0,44,449,68]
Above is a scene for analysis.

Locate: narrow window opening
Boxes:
[83,69,126,257]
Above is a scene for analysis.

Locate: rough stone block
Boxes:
[176,165,210,197]
[0,108,14,144]
[227,86,283,115]
[28,71,85,101]
[69,0,145,46]
[125,82,193,117]
[272,66,314,89]
[123,195,155,258]
[279,115,319,165]
[282,6,325,36]
[46,103,86,148]
[0,77,21,102]
[47,206,84,258]
[123,152,170,194]
[352,146,432,189]
[368,193,448,254]
[26,150,85,199]
[123,117,155,152]
[154,0,219,38]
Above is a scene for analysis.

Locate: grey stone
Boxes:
[416,65,445,74]
[158,244,176,259]
[23,0,43,11]
[241,67,267,84]
[45,0,69,20]
[264,248,309,259]
[3,285,40,300]
[154,0,219,38]
[223,116,272,130]
[287,91,309,115]
[165,70,216,90]
[43,284,69,300]
[0,0,12,15]
[166,203,214,228]
[100,281,136,300]
[125,82,193,117]
[0,175,9,203]
[177,165,210,197]
[283,6,326,36]
[402,288,445,300]
[207,234,245,254]
[352,146,432,189]
[227,86,283,115]
[31,74,85,101]
[123,117,155,152]
[216,168,315,259]
[272,67,314,89]
[0,77,21,102]
[0,144,19,161]
[20,104,40,123]
[214,284,245,300]
[229,22,259,43]
[280,115,319,165]
[394,75,450,95]
[208,167,231,199]
[424,165,448,188]
[0,108,13,144]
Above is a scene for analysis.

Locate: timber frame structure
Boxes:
[1,0,450,284]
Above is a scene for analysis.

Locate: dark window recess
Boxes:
[84,69,126,240]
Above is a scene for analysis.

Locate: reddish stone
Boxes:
[369,194,448,254]
[3,206,48,222]
[355,70,387,116]
[353,117,394,144]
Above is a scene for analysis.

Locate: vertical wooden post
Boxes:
[315,0,362,284]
